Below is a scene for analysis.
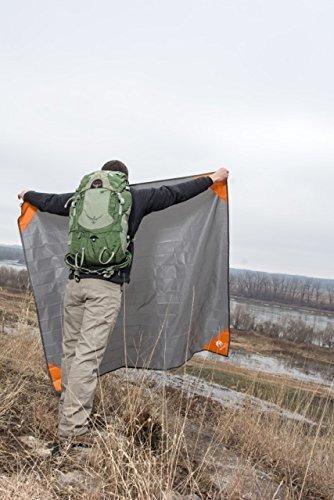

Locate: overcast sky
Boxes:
[1,0,333,278]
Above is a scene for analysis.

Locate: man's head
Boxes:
[101,160,128,178]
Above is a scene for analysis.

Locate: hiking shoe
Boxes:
[59,429,108,451]
[71,433,98,447]
[59,434,96,450]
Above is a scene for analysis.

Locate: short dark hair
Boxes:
[101,160,128,177]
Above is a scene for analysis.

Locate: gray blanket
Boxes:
[18,175,230,391]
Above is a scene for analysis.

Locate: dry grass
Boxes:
[218,403,333,499]
[0,292,333,499]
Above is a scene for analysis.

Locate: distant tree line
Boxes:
[0,266,29,291]
[230,270,334,312]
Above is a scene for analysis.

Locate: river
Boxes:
[231,297,334,332]
[0,259,25,270]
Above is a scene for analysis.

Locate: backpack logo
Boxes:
[85,212,103,224]
[91,179,103,189]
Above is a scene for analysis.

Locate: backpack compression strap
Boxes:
[64,248,133,279]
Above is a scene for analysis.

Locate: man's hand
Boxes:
[209,168,229,183]
[17,189,28,200]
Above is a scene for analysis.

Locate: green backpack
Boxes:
[65,170,133,278]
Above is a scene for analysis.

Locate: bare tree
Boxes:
[230,270,334,312]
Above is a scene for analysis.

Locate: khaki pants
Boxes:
[58,278,122,438]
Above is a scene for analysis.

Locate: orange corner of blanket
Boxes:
[18,202,37,232]
[48,364,62,392]
[203,328,230,357]
[192,172,228,202]
[211,179,228,202]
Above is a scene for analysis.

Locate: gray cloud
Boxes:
[1,0,333,278]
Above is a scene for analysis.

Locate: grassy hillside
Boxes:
[0,290,333,498]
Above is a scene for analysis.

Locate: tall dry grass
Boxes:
[218,402,333,498]
[0,292,333,498]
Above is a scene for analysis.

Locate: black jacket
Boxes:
[24,176,213,284]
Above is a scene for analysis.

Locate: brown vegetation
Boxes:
[231,304,334,348]
[0,266,29,292]
[0,289,36,333]
[0,292,333,498]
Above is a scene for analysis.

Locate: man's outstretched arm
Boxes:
[140,167,229,216]
[18,190,74,216]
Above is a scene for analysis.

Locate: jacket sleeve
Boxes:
[23,191,74,216]
[139,176,213,216]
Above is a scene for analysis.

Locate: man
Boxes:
[18,160,229,446]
